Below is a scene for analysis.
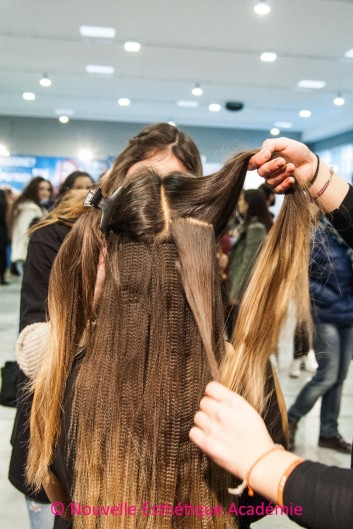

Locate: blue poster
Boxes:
[0,154,110,192]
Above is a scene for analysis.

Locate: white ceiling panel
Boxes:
[1,0,353,141]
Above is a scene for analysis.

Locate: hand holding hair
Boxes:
[249,137,349,212]
[190,381,303,505]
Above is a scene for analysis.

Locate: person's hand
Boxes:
[248,138,317,193]
[189,381,274,480]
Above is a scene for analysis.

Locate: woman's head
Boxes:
[12,177,52,218]
[100,123,203,194]
[57,171,94,199]
[241,188,273,232]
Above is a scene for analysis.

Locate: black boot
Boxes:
[319,434,352,454]
[0,273,9,285]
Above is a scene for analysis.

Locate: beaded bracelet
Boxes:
[228,444,284,497]
[308,154,320,188]
[277,458,304,506]
[313,166,335,199]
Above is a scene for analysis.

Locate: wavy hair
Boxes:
[27,148,315,528]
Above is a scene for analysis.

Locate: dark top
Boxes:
[19,222,70,332]
[309,221,353,325]
[285,184,353,529]
[8,222,70,503]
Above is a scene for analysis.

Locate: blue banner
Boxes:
[0,154,111,192]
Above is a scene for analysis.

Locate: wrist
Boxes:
[309,160,332,197]
[249,450,302,503]
[309,161,349,212]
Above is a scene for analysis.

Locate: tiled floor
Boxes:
[0,278,352,529]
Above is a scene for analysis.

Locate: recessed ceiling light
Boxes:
[254,1,271,15]
[344,48,353,58]
[22,92,36,101]
[79,26,116,39]
[274,121,292,129]
[117,98,131,106]
[192,84,203,96]
[55,109,74,116]
[124,41,141,52]
[0,144,10,157]
[297,80,326,89]
[177,100,199,108]
[333,94,345,106]
[270,127,280,136]
[209,103,221,112]
[78,149,93,162]
[59,115,70,124]
[85,65,115,75]
[39,74,52,87]
[299,109,312,118]
[260,52,277,62]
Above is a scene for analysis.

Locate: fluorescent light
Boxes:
[78,149,93,162]
[254,1,271,15]
[177,100,199,108]
[260,52,277,62]
[124,41,141,52]
[274,121,292,129]
[59,115,70,124]
[80,26,116,39]
[297,80,326,89]
[55,109,74,116]
[39,74,52,87]
[344,48,353,58]
[192,84,203,96]
[22,92,36,101]
[270,127,280,136]
[117,98,131,106]
[0,145,10,157]
[299,109,311,118]
[209,103,221,112]
[85,65,115,75]
[333,95,345,106]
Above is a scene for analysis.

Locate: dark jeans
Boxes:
[288,322,353,437]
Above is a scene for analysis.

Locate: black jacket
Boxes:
[8,222,70,503]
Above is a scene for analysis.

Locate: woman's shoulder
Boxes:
[18,200,42,213]
[247,220,267,235]
[30,222,71,246]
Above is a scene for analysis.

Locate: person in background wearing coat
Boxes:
[227,189,273,334]
[0,189,10,284]
[287,215,353,453]
[10,176,53,275]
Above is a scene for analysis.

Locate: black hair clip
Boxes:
[84,187,126,233]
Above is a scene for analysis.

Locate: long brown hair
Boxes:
[27,149,315,528]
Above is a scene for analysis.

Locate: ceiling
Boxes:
[1,0,353,142]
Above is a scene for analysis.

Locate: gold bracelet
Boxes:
[277,458,304,506]
[228,444,284,497]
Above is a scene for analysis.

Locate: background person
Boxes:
[288,216,353,453]
[10,176,53,275]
